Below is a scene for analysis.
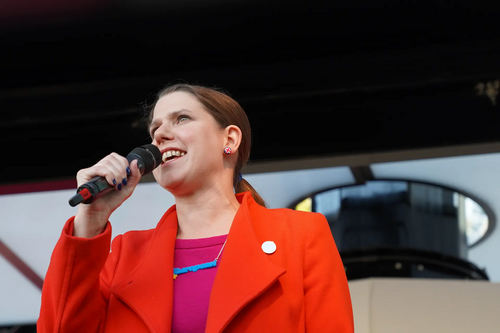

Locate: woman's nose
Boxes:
[153,124,174,143]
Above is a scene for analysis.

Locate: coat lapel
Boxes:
[205,193,286,333]
[112,206,178,333]
[109,193,285,333]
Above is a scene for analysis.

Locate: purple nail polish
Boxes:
[126,167,131,175]
[113,179,117,186]
[117,184,122,191]
[122,178,128,186]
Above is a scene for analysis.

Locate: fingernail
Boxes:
[117,184,122,191]
[113,179,117,186]
[122,178,128,186]
[126,167,131,175]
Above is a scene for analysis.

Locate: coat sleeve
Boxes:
[303,213,354,332]
[37,217,122,333]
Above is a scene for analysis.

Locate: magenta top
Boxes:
[171,234,228,333]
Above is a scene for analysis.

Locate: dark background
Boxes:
[2,0,500,185]
[1,2,500,331]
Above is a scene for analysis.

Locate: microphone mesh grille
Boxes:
[128,144,161,175]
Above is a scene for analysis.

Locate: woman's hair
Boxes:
[146,83,267,207]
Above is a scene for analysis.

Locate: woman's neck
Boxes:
[174,187,240,239]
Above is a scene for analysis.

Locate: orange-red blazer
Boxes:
[38,192,354,332]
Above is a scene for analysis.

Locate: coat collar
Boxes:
[206,193,286,333]
[112,192,286,333]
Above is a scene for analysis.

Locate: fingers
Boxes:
[98,153,129,190]
[74,154,144,236]
[76,153,131,191]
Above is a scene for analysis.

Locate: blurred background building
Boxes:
[2,1,500,332]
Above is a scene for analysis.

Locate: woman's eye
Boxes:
[177,115,190,123]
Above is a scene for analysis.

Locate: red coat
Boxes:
[38,192,354,332]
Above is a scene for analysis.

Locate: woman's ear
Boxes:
[224,125,242,153]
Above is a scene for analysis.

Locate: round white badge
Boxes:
[261,241,277,254]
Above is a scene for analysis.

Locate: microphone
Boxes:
[68,144,162,207]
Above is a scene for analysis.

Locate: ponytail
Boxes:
[235,177,267,208]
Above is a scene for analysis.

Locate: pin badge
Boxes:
[262,241,277,254]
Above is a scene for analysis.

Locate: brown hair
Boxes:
[147,83,267,207]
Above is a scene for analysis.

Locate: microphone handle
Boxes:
[69,176,114,207]
[68,144,161,207]
[68,151,149,206]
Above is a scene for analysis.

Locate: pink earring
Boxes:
[223,146,232,155]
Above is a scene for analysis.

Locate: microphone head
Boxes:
[127,144,162,175]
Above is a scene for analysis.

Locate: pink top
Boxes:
[171,234,228,333]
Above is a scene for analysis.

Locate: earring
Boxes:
[223,146,232,155]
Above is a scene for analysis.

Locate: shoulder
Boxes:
[246,193,325,222]
[267,208,328,236]
[269,206,322,219]
[262,206,325,223]
[246,196,329,236]
[109,227,157,259]
[118,227,156,244]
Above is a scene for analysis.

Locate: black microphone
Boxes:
[68,144,162,207]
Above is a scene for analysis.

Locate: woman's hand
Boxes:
[73,153,142,238]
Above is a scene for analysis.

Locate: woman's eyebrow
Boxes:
[168,109,193,118]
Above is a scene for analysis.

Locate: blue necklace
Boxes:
[173,239,227,280]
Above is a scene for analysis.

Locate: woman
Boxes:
[38,84,354,332]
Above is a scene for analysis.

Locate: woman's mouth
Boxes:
[162,150,186,163]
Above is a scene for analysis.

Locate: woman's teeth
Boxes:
[162,150,185,163]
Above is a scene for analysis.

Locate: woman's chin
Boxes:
[159,178,189,195]
[154,170,185,190]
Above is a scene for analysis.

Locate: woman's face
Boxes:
[150,91,228,195]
